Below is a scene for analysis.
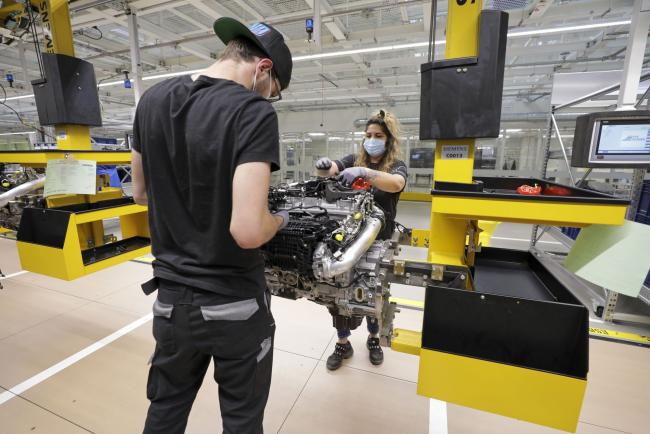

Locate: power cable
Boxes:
[25,3,45,79]
[427,0,437,63]
[0,98,55,140]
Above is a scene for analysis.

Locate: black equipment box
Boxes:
[422,247,589,379]
[419,10,508,140]
[31,53,102,127]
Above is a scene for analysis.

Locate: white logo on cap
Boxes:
[250,23,270,36]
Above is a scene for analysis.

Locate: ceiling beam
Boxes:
[168,7,211,31]
[229,0,264,21]
[190,0,222,20]
[91,8,214,60]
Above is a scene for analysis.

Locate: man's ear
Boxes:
[258,58,274,73]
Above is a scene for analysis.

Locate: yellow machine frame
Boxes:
[389,1,628,432]
[17,204,149,280]
[0,0,150,279]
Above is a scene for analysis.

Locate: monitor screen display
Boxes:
[597,120,650,155]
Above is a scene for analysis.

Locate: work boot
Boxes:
[367,336,384,365]
[326,342,353,371]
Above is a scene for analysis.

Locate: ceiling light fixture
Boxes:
[1,20,632,102]
[142,69,205,81]
[0,131,32,136]
[508,20,631,37]
[4,94,34,101]
[292,20,631,62]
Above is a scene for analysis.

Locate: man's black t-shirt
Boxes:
[335,154,408,240]
[132,75,280,298]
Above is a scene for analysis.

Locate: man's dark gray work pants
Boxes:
[142,279,275,434]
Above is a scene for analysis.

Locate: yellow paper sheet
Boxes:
[44,159,97,197]
[564,221,650,298]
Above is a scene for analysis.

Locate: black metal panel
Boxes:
[17,207,70,249]
[431,176,629,205]
[53,197,135,213]
[82,236,151,265]
[473,247,583,305]
[422,248,589,379]
[31,53,102,127]
[420,10,509,140]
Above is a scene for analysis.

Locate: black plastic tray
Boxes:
[432,176,628,205]
[18,198,144,250]
[473,247,568,302]
[82,236,150,265]
[422,247,589,379]
[53,197,135,213]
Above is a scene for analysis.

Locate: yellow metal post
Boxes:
[427,0,482,266]
[40,0,74,55]
[54,125,92,150]
[39,0,92,150]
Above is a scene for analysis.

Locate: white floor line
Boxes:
[429,399,448,434]
[0,312,153,406]
[491,236,563,245]
[0,270,28,280]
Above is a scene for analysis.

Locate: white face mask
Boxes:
[251,66,272,100]
[363,137,386,157]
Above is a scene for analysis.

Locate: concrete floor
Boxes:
[0,202,649,434]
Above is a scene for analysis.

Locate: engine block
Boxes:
[262,179,398,346]
[0,166,44,231]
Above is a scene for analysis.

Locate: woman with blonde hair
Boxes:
[315,109,408,370]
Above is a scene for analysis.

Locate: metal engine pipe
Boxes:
[0,177,45,208]
[320,213,383,278]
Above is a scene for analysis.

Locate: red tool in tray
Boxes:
[516,183,574,196]
[516,184,542,195]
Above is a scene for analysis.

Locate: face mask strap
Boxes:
[252,67,258,92]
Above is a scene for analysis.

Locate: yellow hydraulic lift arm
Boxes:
[39,0,92,150]
[1,0,149,279]
[387,1,625,432]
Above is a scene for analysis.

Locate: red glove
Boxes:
[543,185,572,196]
[516,184,542,195]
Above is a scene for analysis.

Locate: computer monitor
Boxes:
[572,111,650,168]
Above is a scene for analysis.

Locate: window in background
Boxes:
[409,148,435,169]
[474,145,497,169]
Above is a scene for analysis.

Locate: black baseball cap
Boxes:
[213,17,293,90]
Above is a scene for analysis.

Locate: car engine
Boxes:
[263,179,398,346]
[0,165,44,231]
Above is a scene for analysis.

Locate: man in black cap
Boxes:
[131,17,292,434]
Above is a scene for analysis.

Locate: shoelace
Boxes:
[334,344,348,356]
[367,339,381,350]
